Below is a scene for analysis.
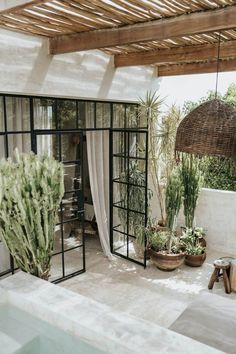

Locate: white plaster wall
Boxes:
[151,186,236,255]
[0,0,32,11]
[0,28,159,101]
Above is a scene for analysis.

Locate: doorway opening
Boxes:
[0,94,148,283]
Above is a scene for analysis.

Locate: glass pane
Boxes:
[128,186,146,213]
[128,236,144,261]
[77,102,86,128]
[96,102,111,128]
[53,224,62,255]
[128,160,146,187]
[37,134,59,160]
[113,230,126,255]
[64,248,84,276]
[113,181,127,209]
[64,163,81,193]
[113,206,127,234]
[33,98,56,129]
[85,102,95,128]
[61,133,82,162]
[113,131,126,156]
[113,104,125,128]
[63,220,83,251]
[126,104,138,128]
[128,212,145,237]
[62,191,83,222]
[113,156,127,181]
[0,136,5,159]
[6,97,30,131]
[0,97,4,132]
[50,254,63,281]
[57,100,77,129]
[129,132,146,159]
[7,133,31,157]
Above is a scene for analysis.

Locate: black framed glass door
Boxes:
[110,129,148,267]
[35,130,85,283]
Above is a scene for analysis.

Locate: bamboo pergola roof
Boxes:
[1,0,236,76]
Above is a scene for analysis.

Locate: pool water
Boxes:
[0,304,106,354]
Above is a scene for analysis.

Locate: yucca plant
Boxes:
[180,154,204,229]
[138,92,182,225]
[0,150,64,280]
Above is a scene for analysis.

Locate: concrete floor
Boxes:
[60,235,236,329]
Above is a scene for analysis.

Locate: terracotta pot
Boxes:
[185,252,206,267]
[149,248,186,271]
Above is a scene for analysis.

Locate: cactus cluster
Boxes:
[165,166,183,232]
[0,150,64,279]
[180,154,204,229]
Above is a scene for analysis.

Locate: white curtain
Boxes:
[86,130,113,260]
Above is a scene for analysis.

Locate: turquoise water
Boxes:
[0,304,106,354]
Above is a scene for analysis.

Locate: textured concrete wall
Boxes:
[0,28,159,102]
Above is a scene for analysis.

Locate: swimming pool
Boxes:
[0,304,105,354]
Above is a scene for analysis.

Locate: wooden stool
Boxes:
[208,259,231,294]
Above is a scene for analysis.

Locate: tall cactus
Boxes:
[165,166,183,232]
[0,150,64,280]
[180,154,204,229]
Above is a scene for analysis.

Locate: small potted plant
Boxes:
[147,167,185,271]
[181,227,206,267]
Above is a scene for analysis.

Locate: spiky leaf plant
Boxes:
[0,150,64,280]
[180,154,204,229]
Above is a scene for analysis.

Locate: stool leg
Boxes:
[208,268,218,290]
[216,269,220,282]
[223,269,231,294]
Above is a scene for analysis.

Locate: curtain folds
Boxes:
[86,130,113,260]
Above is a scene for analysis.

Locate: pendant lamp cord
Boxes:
[215,32,221,99]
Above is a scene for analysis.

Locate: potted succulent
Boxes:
[147,167,185,271]
[181,227,206,267]
[0,150,64,280]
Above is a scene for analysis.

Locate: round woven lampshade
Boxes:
[175,99,236,158]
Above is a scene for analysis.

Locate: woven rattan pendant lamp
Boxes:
[175,34,236,158]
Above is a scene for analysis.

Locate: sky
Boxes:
[157,71,236,108]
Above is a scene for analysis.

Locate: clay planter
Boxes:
[185,252,206,267]
[149,248,186,271]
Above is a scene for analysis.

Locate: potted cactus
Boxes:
[181,227,206,267]
[180,154,204,229]
[148,167,185,271]
[0,150,64,280]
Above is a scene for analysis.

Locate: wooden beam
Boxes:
[157,59,236,76]
[49,5,236,54]
[114,40,236,67]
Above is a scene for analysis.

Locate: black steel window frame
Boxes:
[0,93,148,283]
[110,129,149,268]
